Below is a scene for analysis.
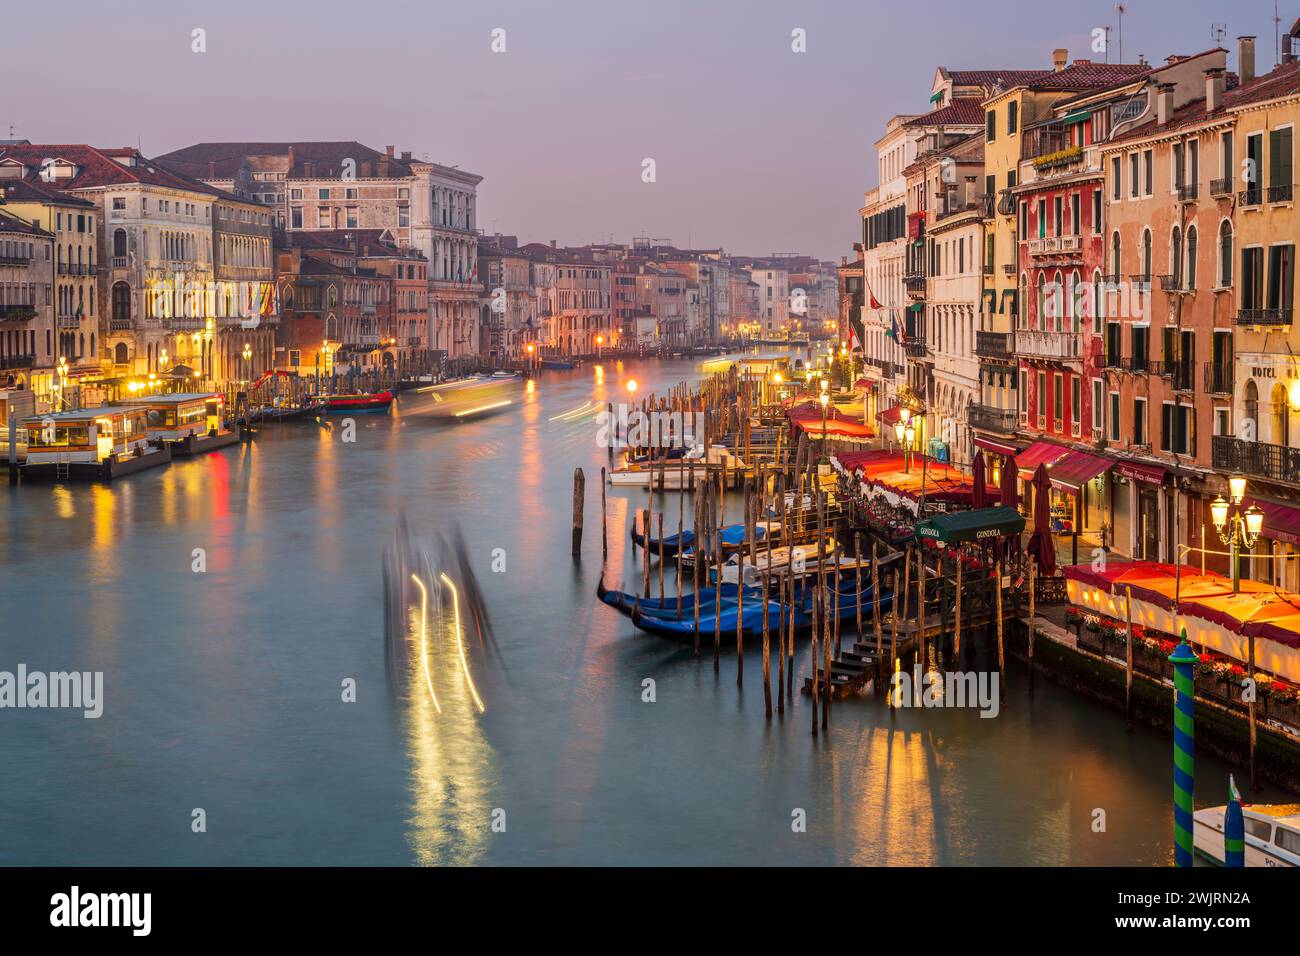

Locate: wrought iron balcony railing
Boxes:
[1213,434,1300,486]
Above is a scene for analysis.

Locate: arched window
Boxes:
[1219,220,1233,287]
[1272,382,1291,448]
[1111,231,1121,279]
[111,282,131,322]
[1245,380,1259,439]
[1036,273,1046,328]
[1171,226,1183,287]
[1186,225,1198,290]
[113,228,127,259]
[1141,228,1153,281]
[1093,268,1105,329]
[114,342,129,365]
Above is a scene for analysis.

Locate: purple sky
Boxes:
[5,0,1291,260]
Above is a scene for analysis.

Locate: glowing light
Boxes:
[1228,475,1247,504]
[439,572,485,713]
[1210,495,1229,530]
[409,573,442,714]
[626,379,638,396]
[454,400,513,417]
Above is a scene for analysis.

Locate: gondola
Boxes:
[596,578,756,619]
[322,391,394,414]
[630,521,775,559]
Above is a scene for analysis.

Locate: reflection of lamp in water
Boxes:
[439,572,485,713]
[408,573,441,713]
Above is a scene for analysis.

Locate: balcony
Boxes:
[1176,183,1199,202]
[1210,177,1233,197]
[1129,274,1153,292]
[57,313,81,328]
[974,330,1013,360]
[1158,274,1192,293]
[1240,187,1264,207]
[1014,328,1082,362]
[0,254,32,267]
[996,189,1016,217]
[1269,183,1294,203]
[1213,434,1300,486]
[1001,263,1016,275]
[0,354,35,370]
[0,304,36,321]
[903,272,926,295]
[162,316,207,331]
[902,338,929,359]
[1204,361,1233,395]
[967,403,1018,434]
[935,196,988,222]
[109,318,133,331]
[1235,308,1293,327]
[1027,234,1082,257]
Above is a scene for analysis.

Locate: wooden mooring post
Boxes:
[995,559,1005,703]
[571,468,585,558]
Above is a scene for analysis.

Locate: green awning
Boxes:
[930,90,945,104]
[915,506,1026,544]
[1062,109,1091,125]
[907,302,924,312]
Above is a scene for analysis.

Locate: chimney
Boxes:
[208,161,216,178]
[1156,83,1174,126]
[1239,36,1256,84]
[550,239,557,248]
[304,161,315,177]
[385,145,395,158]
[360,160,372,178]
[1205,67,1226,112]
[1052,48,1068,72]
[287,145,295,170]
[400,151,412,161]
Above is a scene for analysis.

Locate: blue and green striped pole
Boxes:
[1224,774,1245,867]
[1169,631,1198,868]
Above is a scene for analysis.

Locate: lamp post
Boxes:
[56,356,68,411]
[818,389,829,464]
[1210,476,1264,594]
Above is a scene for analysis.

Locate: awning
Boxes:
[929,90,945,104]
[974,435,1021,457]
[916,505,1026,544]
[1245,497,1300,547]
[907,302,924,313]
[1048,449,1113,493]
[982,289,997,314]
[1114,459,1167,486]
[999,289,1018,314]
[1062,109,1091,126]
[1015,440,1070,480]
[876,404,924,427]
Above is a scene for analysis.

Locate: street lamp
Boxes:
[818,389,830,464]
[1211,478,1264,593]
[242,343,253,386]
[895,420,916,473]
[56,356,68,411]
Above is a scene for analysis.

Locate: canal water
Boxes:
[0,355,1283,866]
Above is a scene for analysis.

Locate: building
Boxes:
[0,211,54,399]
[0,178,99,382]
[156,142,482,362]
[209,192,277,387]
[477,235,538,366]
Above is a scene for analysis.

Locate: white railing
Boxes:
[1015,328,1082,361]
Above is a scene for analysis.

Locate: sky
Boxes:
[3,0,1294,261]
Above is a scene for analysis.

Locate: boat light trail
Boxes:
[409,573,442,714]
[454,400,513,418]
[548,399,601,422]
[439,571,486,713]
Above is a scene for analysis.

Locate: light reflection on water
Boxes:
[0,351,1286,866]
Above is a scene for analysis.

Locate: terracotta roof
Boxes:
[1053,48,1227,108]
[0,210,52,238]
[154,142,415,180]
[904,98,986,127]
[0,144,221,195]
[289,228,423,259]
[1106,65,1299,146]
[947,69,1049,89]
[0,177,95,207]
[1026,61,1151,91]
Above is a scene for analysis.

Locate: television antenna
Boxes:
[1115,4,1128,63]
[1212,23,1227,48]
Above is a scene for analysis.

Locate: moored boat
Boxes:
[1194,803,1300,867]
[607,445,745,487]
[113,392,237,455]
[18,406,171,480]
[323,391,394,414]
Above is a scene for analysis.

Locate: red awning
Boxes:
[1115,459,1167,486]
[1245,497,1300,547]
[877,405,905,426]
[1048,450,1112,493]
[1015,440,1070,480]
[974,435,1021,457]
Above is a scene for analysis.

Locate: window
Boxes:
[1054,374,1063,426]
[1129,154,1139,197]
[1111,232,1121,279]
[1112,156,1122,200]
[1054,196,1063,236]
[112,197,125,211]
[290,188,303,200]
[1270,127,1293,197]
[1071,377,1080,428]
[1276,826,1300,856]
[986,110,996,142]
[1106,321,1123,365]
[1246,133,1263,201]
[1093,379,1104,431]
[1221,131,1234,185]
[1171,226,1183,286]
[1242,246,1264,309]
[1037,371,1046,424]
[1037,199,1046,238]
[290,206,303,228]
[1092,188,1102,233]
[1220,221,1234,286]
[1007,101,1018,135]
[1070,193,1080,236]
[1266,243,1295,311]
[345,187,358,200]
[1143,150,1153,194]
[1161,402,1193,455]
[1141,228,1153,280]
[1134,397,1147,445]
[318,188,330,200]
[1131,324,1149,365]
[345,207,358,228]
[1109,391,1120,441]
[1186,225,1198,289]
